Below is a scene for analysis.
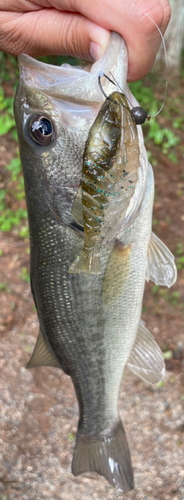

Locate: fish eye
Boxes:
[29,114,55,146]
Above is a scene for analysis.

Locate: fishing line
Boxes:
[99,2,168,124]
[100,72,133,107]
[125,0,168,118]
[126,0,168,68]
[98,71,140,116]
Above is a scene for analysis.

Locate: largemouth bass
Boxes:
[14,32,177,493]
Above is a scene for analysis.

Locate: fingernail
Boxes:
[90,32,110,61]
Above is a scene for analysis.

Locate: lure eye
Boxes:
[29,114,55,146]
[131,107,151,125]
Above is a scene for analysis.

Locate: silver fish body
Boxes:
[14,32,177,493]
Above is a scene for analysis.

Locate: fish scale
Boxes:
[33,220,109,431]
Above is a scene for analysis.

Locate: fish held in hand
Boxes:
[14,32,177,493]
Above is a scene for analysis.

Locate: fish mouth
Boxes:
[17,32,128,105]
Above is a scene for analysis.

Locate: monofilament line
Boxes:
[126,0,168,68]
[125,0,168,117]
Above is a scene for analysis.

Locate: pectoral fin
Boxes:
[26,330,60,369]
[127,320,165,384]
[72,186,84,228]
[146,232,177,287]
[102,241,131,307]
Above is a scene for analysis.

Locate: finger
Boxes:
[0,9,110,60]
[51,0,171,81]
[0,0,48,10]
[121,0,171,80]
[157,0,172,32]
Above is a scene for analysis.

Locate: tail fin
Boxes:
[72,420,134,493]
[69,248,102,274]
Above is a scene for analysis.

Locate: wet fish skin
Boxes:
[14,32,177,493]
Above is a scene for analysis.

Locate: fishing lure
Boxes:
[69,88,140,274]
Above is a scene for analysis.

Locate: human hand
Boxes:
[0,0,171,81]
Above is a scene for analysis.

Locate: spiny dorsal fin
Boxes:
[26,330,60,369]
[146,232,177,287]
[127,320,165,384]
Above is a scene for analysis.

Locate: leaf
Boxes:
[163,350,173,360]
[21,267,30,283]
[7,157,21,181]
[154,129,164,144]
[0,114,15,135]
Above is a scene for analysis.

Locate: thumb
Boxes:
[0,9,110,60]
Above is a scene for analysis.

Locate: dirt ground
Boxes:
[0,79,184,500]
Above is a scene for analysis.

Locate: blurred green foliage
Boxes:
[0,151,28,233]
[0,86,15,136]
[38,54,80,66]
[129,79,180,159]
[151,284,180,306]
[21,266,30,283]
[0,52,19,84]
[0,282,9,292]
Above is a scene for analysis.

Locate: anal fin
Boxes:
[146,232,177,287]
[26,330,60,369]
[127,320,165,384]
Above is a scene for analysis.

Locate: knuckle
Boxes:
[0,15,21,55]
[138,1,167,37]
[163,3,172,27]
[62,15,89,59]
